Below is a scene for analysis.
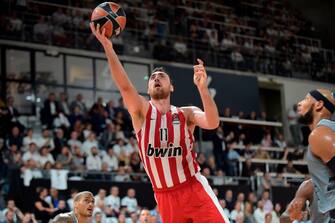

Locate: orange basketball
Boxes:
[91,2,126,38]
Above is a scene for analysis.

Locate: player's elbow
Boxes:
[207,117,220,130]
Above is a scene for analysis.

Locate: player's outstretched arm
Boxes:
[186,59,219,130]
[280,179,313,223]
[90,23,147,129]
[309,126,335,175]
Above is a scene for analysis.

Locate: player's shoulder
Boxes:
[310,125,333,141]
[51,212,74,223]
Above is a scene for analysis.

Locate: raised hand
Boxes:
[193,58,207,89]
[90,23,111,47]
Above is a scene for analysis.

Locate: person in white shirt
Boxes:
[102,146,118,171]
[219,199,230,221]
[67,189,78,210]
[67,131,82,153]
[105,186,121,216]
[124,136,137,156]
[82,132,99,156]
[38,146,55,167]
[22,128,38,152]
[22,142,40,163]
[94,189,107,207]
[35,129,55,151]
[121,188,138,214]
[230,201,244,222]
[254,200,265,223]
[86,147,102,171]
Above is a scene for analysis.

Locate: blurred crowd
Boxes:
[0,0,334,82]
[0,185,312,223]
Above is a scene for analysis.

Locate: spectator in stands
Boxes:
[67,131,82,153]
[112,138,129,166]
[34,187,54,223]
[1,210,15,223]
[6,126,23,151]
[38,146,55,167]
[58,93,70,117]
[99,123,117,150]
[45,188,60,209]
[253,200,265,223]
[22,142,39,164]
[114,166,130,182]
[22,129,37,152]
[56,146,72,169]
[52,128,67,158]
[86,146,102,171]
[283,160,300,174]
[41,93,59,129]
[105,186,120,217]
[271,203,281,223]
[231,47,245,69]
[66,189,78,210]
[70,94,87,116]
[218,199,230,220]
[2,199,24,223]
[94,189,107,211]
[244,201,256,223]
[82,133,99,156]
[212,126,225,170]
[102,145,118,171]
[121,188,138,215]
[261,190,273,214]
[243,143,255,159]
[68,106,85,126]
[224,190,235,211]
[71,145,85,171]
[254,147,271,159]
[287,104,301,146]
[21,159,43,186]
[105,100,116,121]
[173,37,187,61]
[3,144,22,170]
[226,141,240,176]
[36,129,55,151]
[230,201,244,222]
[271,173,289,187]
[7,12,23,35]
[261,132,272,147]
[138,209,151,223]
[3,96,21,132]
[51,199,69,219]
[129,152,142,180]
[89,97,106,135]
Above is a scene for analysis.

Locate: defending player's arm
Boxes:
[184,59,220,130]
[309,126,335,174]
[90,23,148,130]
[280,179,313,223]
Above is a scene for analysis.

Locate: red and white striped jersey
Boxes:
[136,102,200,190]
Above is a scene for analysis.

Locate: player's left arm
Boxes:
[183,59,220,130]
[309,126,335,174]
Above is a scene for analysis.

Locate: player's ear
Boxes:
[315,100,324,111]
[170,84,174,93]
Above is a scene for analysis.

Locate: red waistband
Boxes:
[153,175,198,193]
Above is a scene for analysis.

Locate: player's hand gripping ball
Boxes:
[91,2,126,38]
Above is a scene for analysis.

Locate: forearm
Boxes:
[198,86,219,128]
[103,42,134,92]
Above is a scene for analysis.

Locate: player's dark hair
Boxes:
[150,67,173,84]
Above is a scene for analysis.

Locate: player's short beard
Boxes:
[150,88,170,100]
[298,105,314,125]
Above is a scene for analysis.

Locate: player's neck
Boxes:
[151,98,171,114]
[310,113,331,130]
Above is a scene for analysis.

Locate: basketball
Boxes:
[91,2,126,38]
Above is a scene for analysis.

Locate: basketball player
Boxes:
[288,89,335,223]
[51,191,94,223]
[91,23,230,223]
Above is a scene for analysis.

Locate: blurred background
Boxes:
[0,0,334,222]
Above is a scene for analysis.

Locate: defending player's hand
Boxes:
[287,198,306,221]
[90,23,111,47]
[193,58,207,89]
